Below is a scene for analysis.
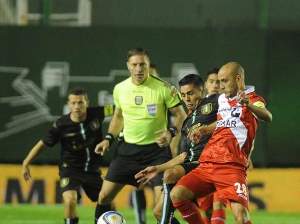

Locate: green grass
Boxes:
[1,205,300,224]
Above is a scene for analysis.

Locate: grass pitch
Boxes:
[1,205,300,224]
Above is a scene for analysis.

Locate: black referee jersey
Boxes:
[181,94,219,162]
[43,107,105,172]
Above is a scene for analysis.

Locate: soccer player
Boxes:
[94,48,186,222]
[170,62,272,224]
[135,73,220,224]
[22,88,113,224]
[204,67,220,96]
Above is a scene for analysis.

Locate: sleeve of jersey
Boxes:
[42,121,60,147]
[113,85,120,109]
[164,85,181,109]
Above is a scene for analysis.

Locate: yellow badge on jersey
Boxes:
[104,104,114,117]
[201,103,213,115]
[60,178,69,188]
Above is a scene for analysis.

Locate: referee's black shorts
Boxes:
[105,141,172,187]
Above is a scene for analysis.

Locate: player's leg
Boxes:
[210,199,226,224]
[62,190,79,224]
[158,165,186,224]
[95,180,124,222]
[59,169,81,224]
[171,167,214,224]
[214,166,250,224]
[197,194,214,224]
[131,187,147,224]
[81,172,115,224]
[230,202,251,224]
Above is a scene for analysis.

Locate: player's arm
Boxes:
[135,152,187,184]
[168,105,187,157]
[238,91,272,122]
[95,107,124,155]
[246,103,272,122]
[188,121,216,143]
[22,140,46,182]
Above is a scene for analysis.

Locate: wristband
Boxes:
[168,127,178,138]
[104,133,115,145]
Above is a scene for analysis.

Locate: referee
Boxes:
[94,48,186,222]
[22,88,113,224]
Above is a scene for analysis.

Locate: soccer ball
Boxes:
[97,211,126,224]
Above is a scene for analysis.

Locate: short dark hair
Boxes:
[205,67,219,79]
[127,48,150,60]
[68,87,88,97]
[178,74,204,88]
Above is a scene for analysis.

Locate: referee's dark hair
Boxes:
[127,48,150,61]
[178,74,204,88]
[68,87,88,99]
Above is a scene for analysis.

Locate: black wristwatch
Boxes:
[104,133,115,145]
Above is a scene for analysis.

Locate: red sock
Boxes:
[173,200,204,224]
[201,217,210,224]
[244,221,252,224]
[211,209,226,224]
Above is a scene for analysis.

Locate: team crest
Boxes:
[60,178,69,188]
[147,104,157,116]
[201,103,213,115]
[135,96,143,105]
[89,119,100,130]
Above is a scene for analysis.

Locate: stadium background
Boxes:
[0,0,299,217]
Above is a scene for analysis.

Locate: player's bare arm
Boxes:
[168,105,187,156]
[188,121,217,144]
[95,107,124,155]
[22,140,45,182]
[238,91,272,122]
[135,152,187,184]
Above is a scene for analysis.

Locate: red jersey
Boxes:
[199,86,266,168]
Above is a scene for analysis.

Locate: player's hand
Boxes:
[155,129,172,148]
[135,166,159,185]
[22,164,32,182]
[95,139,110,155]
[188,123,205,144]
[237,91,249,106]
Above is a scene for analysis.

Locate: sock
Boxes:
[171,217,181,224]
[173,200,203,224]
[244,221,252,224]
[95,203,111,224]
[64,217,79,224]
[160,183,176,224]
[201,217,210,224]
[211,209,225,224]
[132,189,146,224]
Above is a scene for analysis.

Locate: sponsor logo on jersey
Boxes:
[147,104,157,116]
[201,103,213,115]
[216,118,238,128]
[135,96,143,105]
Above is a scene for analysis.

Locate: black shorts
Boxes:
[106,142,172,187]
[182,161,199,173]
[59,168,102,202]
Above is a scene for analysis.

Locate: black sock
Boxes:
[64,217,79,224]
[160,183,175,224]
[171,217,180,224]
[132,189,146,224]
[95,203,111,224]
